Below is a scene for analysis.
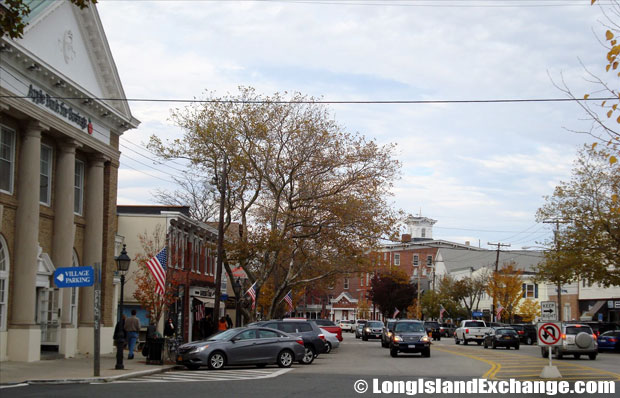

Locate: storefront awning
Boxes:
[194,296,225,308]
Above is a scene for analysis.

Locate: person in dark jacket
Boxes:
[225,314,233,329]
[164,318,176,338]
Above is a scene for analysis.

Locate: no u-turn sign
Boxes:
[537,322,562,346]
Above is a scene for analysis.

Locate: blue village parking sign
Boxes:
[54,266,94,288]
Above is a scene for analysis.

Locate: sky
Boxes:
[96,0,609,250]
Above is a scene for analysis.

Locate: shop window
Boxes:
[0,125,15,194]
[40,144,53,205]
[74,160,84,215]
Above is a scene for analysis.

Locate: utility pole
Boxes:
[213,152,227,333]
[488,242,511,322]
[542,219,570,321]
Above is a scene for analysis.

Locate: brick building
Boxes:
[0,2,138,361]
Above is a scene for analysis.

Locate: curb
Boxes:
[17,365,178,385]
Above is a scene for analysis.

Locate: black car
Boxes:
[362,321,384,341]
[483,327,520,350]
[389,320,431,358]
[250,320,326,364]
[424,321,441,341]
[509,324,537,345]
[381,320,397,348]
[439,323,456,338]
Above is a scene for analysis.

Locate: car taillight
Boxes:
[562,333,567,340]
[319,334,325,341]
[609,338,617,342]
[296,339,304,346]
[518,331,524,335]
[592,334,597,340]
[465,329,469,334]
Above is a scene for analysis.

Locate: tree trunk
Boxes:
[557,282,563,321]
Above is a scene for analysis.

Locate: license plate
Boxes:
[177,355,182,362]
[408,344,417,348]
[475,335,482,338]
[504,337,511,340]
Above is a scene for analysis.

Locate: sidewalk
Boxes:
[0,353,177,385]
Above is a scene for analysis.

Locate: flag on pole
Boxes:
[393,307,400,318]
[146,247,167,296]
[496,304,504,319]
[439,304,447,320]
[246,281,257,309]
[284,290,294,313]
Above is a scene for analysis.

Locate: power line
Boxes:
[0,94,615,105]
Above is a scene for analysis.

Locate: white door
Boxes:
[38,287,60,345]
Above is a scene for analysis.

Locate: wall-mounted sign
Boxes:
[53,266,94,288]
[27,84,91,132]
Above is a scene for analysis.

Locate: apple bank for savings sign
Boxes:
[54,266,94,288]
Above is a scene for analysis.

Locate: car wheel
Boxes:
[207,351,226,370]
[300,346,315,365]
[526,337,533,345]
[542,348,549,358]
[455,337,460,344]
[362,335,368,341]
[515,344,520,350]
[588,353,597,360]
[477,341,482,346]
[574,354,581,359]
[325,342,332,354]
[186,364,200,370]
[464,339,468,345]
[382,340,389,348]
[556,349,563,360]
[390,348,398,357]
[277,349,294,368]
[492,341,497,349]
[422,348,431,358]
[484,341,488,349]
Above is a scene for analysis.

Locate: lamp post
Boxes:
[234,277,242,327]
[114,244,131,370]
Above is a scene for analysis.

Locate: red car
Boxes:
[314,319,343,341]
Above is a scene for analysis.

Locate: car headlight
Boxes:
[191,345,209,353]
[365,327,370,332]
[387,332,393,338]
[393,335,403,342]
[420,335,430,342]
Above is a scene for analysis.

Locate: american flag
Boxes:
[246,281,257,309]
[393,307,400,318]
[496,303,504,319]
[439,304,447,319]
[195,303,205,321]
[284,290,294,313]
[146,247,167,296]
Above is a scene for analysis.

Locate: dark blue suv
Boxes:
[389,320,431,358]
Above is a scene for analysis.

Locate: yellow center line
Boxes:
[434,346,500,379]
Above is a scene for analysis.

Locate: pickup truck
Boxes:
[454,320,491,345]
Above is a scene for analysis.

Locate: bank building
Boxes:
[0,1,139,361]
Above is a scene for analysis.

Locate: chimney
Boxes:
[401,234,412,243]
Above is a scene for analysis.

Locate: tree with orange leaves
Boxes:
[132,224,180,326]
[486,262,524,323]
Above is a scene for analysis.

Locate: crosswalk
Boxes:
[107,367,293,384]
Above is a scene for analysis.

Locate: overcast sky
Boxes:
[97,0,608,249]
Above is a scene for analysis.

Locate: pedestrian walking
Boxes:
[164,317,176,337]
[218,316,228,331]
[225,313,233,329]
[124,309,141,359]
[113,314,126,367]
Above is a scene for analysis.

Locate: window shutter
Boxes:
[522,283,526,298]
[534,284,538,299]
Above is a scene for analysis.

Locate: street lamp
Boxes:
[234,278,242,327]
[114,244,131,370]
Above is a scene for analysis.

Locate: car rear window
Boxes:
[466,321,486,327]
[565,326,593,335]
[510,325,524,331]
[600,330,620,337]
[496,329,517,335]
[315,320,336,326]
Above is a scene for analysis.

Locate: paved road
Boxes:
[7,332,619,398]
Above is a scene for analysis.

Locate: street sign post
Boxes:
[540,301,557,321]
[53,266,94,288]
[537,322,562,378]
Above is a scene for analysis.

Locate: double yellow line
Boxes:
[433,346,501,379]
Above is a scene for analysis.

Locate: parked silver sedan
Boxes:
[176,327,306,370]
[320,328,340,353]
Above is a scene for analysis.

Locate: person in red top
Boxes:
[218,316,228,331]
